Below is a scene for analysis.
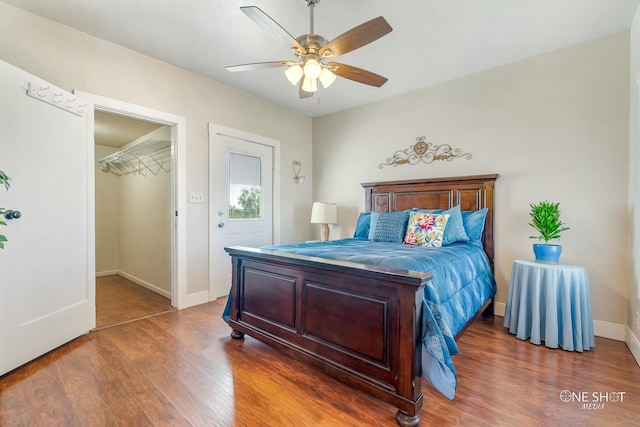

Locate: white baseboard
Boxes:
[117,270,171,299]
[494,301,506,317]
[179,289,210,309]
[593,319,626,341]
[98,270,210,310]
[494,301,626,342]
[96,270,118,277]
[626,328,640,368]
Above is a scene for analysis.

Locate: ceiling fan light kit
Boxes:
[284,64,304,84]
[319,67,337,88]
[226,0,392,98]
[302,76,318,92]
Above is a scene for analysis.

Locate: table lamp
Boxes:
[310,202,337,242]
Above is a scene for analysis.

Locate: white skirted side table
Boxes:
[503,260,595,352]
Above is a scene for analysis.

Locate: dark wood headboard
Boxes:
[361,174,499,266]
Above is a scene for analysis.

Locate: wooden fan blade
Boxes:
[299,81,313,98]
[225,61,296,72]
[319,16,392,59]
[241,6,306,55]
[328,62,388,87]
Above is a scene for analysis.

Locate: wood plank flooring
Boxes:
[1,298,639,426]
[96,274,175,329]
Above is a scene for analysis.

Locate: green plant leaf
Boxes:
[0,170,10,191]
[529,201,570,243]
[0,170,10,248]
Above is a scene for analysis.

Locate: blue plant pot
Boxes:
[533,243,562,264]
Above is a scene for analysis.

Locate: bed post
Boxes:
[395,278,425,427]
[228,254,245,339]
[364,186,373,213]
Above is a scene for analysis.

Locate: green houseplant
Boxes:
[0,170,11,249]
[529,201,570,263]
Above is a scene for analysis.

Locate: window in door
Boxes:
[228,152,262,220]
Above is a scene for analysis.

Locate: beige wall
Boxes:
[629,9,640,342]
[3,2,638,337]
[119,126,171,292]
[96,126,172,294]
[0,3,314,298]
[95,145,120,273]
[118,165,171,291]
[313,32,631,327]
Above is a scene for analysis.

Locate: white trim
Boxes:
[117,270,171,299]
[181,290,211,308]
[494,301,506,317]
[593,319,626,341]
[96,270,118,277]
[496,302,626,341]
[626,328,640,368]
[73,91,190,309]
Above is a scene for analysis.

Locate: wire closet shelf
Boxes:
[97,138,171,177]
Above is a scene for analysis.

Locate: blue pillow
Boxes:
[353,212,371,238]
[368,211,410,243]
[368,212,379,239]
[412,205,469,246]
[461,208,488,245]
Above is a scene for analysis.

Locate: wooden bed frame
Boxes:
[225,174,499,426]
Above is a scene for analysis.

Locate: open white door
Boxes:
[0,61,95,375]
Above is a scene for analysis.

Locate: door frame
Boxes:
[75,91,189,309]
[208,123,281,300]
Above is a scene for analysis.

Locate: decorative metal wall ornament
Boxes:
[379,136,473,169]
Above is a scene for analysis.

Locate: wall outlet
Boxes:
[189,192,204,203]
[636,312,640,332]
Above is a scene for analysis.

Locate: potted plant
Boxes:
[529,201,570,264]
[0,170,10,249]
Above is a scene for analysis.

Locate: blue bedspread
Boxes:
[223,238,496,399]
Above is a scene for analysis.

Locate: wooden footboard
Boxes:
[225,174,499,425]
[225,246,430,426]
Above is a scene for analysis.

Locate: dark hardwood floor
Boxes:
[96,274,175,329]
[1,298,638,426]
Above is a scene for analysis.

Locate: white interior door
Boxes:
[209,124,277,299]
[0,61,95,375]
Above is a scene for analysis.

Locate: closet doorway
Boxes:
[94,111,175,328]
[76,90,188,316]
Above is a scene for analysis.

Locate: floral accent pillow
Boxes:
[403,212,450,247]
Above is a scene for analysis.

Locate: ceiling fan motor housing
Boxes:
[294,34,328,56]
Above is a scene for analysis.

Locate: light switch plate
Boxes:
[189,192,204,203]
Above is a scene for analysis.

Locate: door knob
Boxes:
[4,210,21,220]
[218,222,225,228]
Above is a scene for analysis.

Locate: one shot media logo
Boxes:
[559,390,626,410]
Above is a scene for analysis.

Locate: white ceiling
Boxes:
[5,0,639,118]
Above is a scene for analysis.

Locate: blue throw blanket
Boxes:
[223,238,496,399]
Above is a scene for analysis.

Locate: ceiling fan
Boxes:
[225,0,393,98]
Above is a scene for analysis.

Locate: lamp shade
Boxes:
[285,64,303,85]
[319,67,337,88]
[301,76,318,93]
[310,202,337,224]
